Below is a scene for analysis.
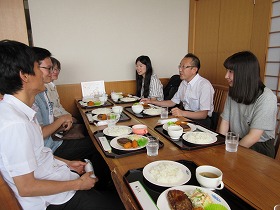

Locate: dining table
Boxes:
[75,98,280,210]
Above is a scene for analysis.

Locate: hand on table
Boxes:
[171,107,184,117]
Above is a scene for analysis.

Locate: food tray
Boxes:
[124,106,161,118]
[77,100,113,109]
[85,110,131,124]
[124,160,254,210]
[154,123,225,150]
[93,129,164,158]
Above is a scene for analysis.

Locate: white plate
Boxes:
[143,160,191,187]
[157,185,230,210]
[91,108,111,115]
[163,122,196,132]
[103,126,132,137]
[143,108,162,116]
[120,97,137,102]
[110,134,148,151]
[182,132,217,145]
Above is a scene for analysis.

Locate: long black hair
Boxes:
[224,51,265,105]
[135,55,153,98]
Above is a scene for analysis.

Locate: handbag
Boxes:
[52,123,86,140]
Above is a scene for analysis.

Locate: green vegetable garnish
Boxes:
[137,137,148,146]
[167,121,176,126]
[133,102,140,105]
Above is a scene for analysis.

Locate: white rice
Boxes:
[149,163,183,184]
[186,132,213,144]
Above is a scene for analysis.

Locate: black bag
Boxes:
[163,75,182,100]
[52,124,86,140]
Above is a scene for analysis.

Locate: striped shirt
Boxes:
[141,74,164,101]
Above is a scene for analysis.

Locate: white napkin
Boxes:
[196,125,219,136]
[157,118,178,125]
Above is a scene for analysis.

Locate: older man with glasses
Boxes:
[141,53,214,128]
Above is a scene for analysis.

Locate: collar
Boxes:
[183,74,201,87]
[3,94,37,122]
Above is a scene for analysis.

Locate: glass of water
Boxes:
[160,107,169,119]
[146,136,159,156]
[225,132,239,152]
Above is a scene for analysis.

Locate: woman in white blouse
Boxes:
[135,55,163,101]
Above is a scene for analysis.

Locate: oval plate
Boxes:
[110,134,148,151]
[103,125,132,137]
[163,122,196,132]
[143,160,191,187]
[157,185,230,210]
[182,132,217,145]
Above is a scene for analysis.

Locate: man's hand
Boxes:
[68,160,87,175]
[78,173,98,190]
[171,107,184,117]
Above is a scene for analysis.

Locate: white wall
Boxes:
[28,0,189,85]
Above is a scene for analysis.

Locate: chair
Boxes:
[0,172,22,210]
[211,84,229,131]
[163,75,182,100]
[274,98,280,160]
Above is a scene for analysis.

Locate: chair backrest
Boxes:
[0,172,22,210]
[163,75,182,100]
[211,84,229,130]
[275,98,280,160]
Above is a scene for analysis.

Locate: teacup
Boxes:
[132,124,148,135]
[167,125,183,140]
[112,106,123,114]
[111,93,119,102]
[131,104,143,114]
[196,165,224,190]
[99,95,108,103]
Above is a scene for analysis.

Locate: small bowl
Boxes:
[132,104,143,114]
[132,124,148,135]
[196,165,224,190]
[167,125,183,140]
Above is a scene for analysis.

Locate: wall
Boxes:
[0,0,28,44]
[28,0,189,85]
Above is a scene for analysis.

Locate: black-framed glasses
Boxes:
[52,67,60,72]
[178,65,195,70]
[40,66,53,73]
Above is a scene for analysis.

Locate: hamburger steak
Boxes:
[117,138,132,146]
[167,189,193,210]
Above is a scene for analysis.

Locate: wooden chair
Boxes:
[274,98,280,160]
[0,172,22,210]
[211,84,229,131]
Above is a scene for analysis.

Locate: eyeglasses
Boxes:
[53,67,60,72]
[40,66,54,73]
[178,65,195,70]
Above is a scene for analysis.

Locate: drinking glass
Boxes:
[225,132,239,152]
[146,136,159,156]
[106,113,120,127]
[160,107,168,119]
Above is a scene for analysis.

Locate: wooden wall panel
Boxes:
[0,0,28,44]
[57,78,169,117]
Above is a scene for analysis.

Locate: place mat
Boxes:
[154,123,224,150]
[93,130,164,158]
[124,160,254,210]
[77,100,113,109]
[85,111,131,125]
[124,106,162,118]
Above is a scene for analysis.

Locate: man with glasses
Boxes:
[32,47,115,191]
[0,40,124,210]
[142,53,214,128]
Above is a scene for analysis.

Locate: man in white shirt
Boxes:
[0,40,123,210]
[142,53,214,127]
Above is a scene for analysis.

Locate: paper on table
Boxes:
[81,80,105,97]
[129,181,159,210]
[196,125,219,136]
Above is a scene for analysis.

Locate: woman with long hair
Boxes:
[135,55,163,101]
[219,51,277,157]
